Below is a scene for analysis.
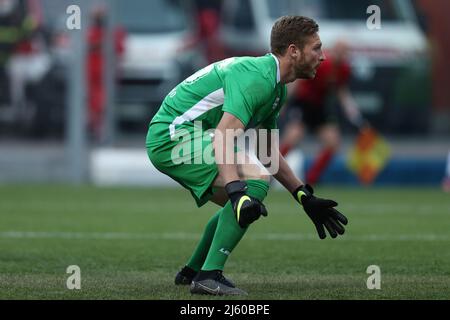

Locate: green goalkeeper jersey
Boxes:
[150,54,287,139]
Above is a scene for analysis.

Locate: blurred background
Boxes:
[2,0,449,301]
[0,0,449,187]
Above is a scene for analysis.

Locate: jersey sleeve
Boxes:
[222,72,272,127]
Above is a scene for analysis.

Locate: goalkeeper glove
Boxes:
[225,180,268,228]
[293,184,348,239]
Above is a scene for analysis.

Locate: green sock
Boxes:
[186,209,221,272]
[201,180,269,271]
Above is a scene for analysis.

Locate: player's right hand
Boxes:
[293,184,348,239]
[225,180,267,228]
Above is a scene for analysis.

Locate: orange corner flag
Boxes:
[346,127,391,185]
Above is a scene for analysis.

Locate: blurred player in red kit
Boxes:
[280,40,364,185]
[87,6,125,142]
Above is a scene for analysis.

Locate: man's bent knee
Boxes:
[237,153,271,183]
[210,188,228,207]
[240,171,271,183]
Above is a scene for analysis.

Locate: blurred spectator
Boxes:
[415,0,450,133]
[186,0,225,63]
[0,0,38,65]
[279,40,364,185]
[0,0,42,110]
[86,5,125,142]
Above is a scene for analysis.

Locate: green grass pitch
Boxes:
[0,185,449,299]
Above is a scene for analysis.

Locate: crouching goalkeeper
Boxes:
[146,16,348,296]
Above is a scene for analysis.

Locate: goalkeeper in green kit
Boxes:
[146,16,348,296]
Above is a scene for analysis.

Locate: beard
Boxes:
[294,57,319,79]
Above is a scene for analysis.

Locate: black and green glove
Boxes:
[293,184,348,239]
[225,180,267,228]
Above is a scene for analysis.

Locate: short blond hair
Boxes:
[270,16,319,55]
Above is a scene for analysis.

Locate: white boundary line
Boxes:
[0,231,449,241]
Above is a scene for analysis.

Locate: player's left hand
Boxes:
[225,180,268,228]
[293,184,348,239]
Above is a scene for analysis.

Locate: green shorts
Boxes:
[146,122,219,207]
